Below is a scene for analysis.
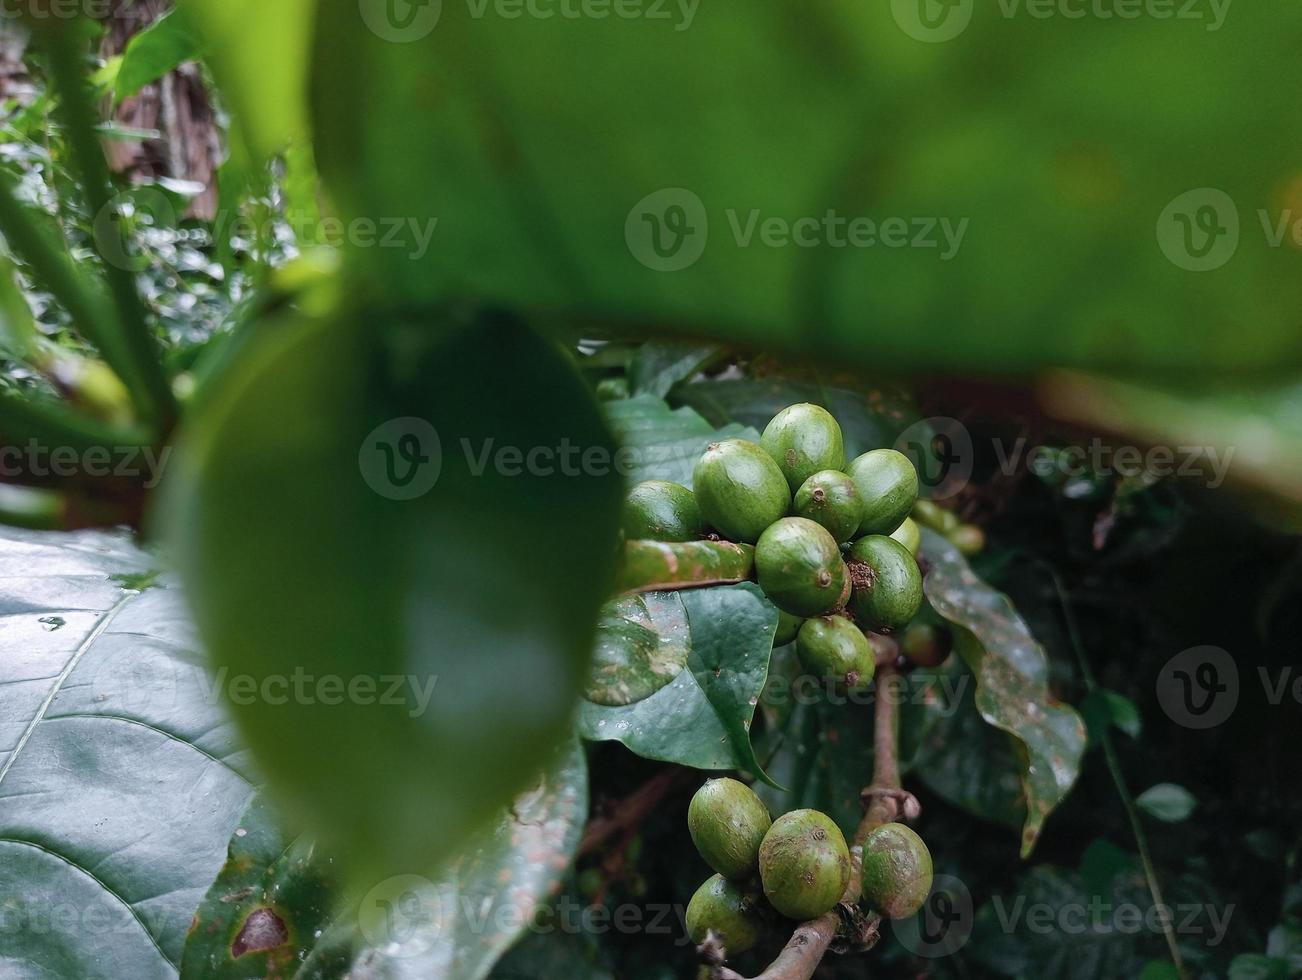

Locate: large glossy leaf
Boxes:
[576,584,778,785]
[161,310,622,889]
[921,530,1087,856]
[115,10,199,101]
[310,3,1302,376]
[182,739,588,980]
[0,528,256,978]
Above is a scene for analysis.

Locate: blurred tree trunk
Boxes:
[102,0,221,219]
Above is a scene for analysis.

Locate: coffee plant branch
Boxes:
[709,651,911,980]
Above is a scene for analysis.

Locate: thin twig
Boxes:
[1050,570,1188,980]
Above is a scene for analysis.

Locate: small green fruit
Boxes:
[796,616,875,692]
[686,874,765,954]
[774,610,804,647]
[889,517,921,556]
[900,622,953,669]
[693,440,792,544]
[756,518,849,618]
[688,778,773,880]
[847,450,919,535]
[793,471,863,544]
[860,823,933,919]
[761,404,846,492]
[621,481,704,542]
[911,499,946,531]
[759,810,851,920]
[950,524,986,556]
[847,535,923,632]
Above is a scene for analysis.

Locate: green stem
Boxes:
[1051,571,1188,980]
[43,26,175,432]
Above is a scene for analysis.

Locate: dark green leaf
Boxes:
[1228,955,1291,980]
[921,530,1088,856]
[628,341,719,399]
[181,795,339,979]
[601,394,755,487]
[162,311,622,888]
[0,528,256,977]
[1081,688,1142,744]
[585,592,690,707]
[577,584,778,786]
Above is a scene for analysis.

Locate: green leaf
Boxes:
[162,310,622,888]
[184,739,588,980]
[1134,783,1197,824]
[577,583,779,786]
[585,592,690,707]
[628,341,719,399]
[921,530,1088,856]
[906,656,1026,833]
[1138,962,1181,980]
[308,4,1302,375]
[0,527,256,976]
[601,394,755,488]
[615,539,754,594]
[181,795,340,978]
[180,0,315,156]
[116,10,199,101]
[1081,687,1142,744]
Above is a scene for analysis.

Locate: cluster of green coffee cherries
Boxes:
[623,403,929,689]
[684,778,933,956]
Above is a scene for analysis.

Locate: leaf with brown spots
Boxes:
[920,530,1087,857]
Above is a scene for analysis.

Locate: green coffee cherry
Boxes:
[686,874,765,955]
[760,403,846,492]
[900,622,953,669]
[758,810,851,920]
[860,823,933,919]
[774,610,804,647]
[847,535,923,632]
[846,449,919,536]
[693,440,792,544]
[889,516,921,556]
[621,480,704,542]
[950,524,986,556]
[796,616,875,693]
[688,778,773,880]
[756,518,850,618]
[911,499,946,531]
[793,470,863,544]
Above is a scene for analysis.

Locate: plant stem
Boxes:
[42,25,175,433]
[1051,571,1188,980]
[0,387,147,455]
[715,658,906,980]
